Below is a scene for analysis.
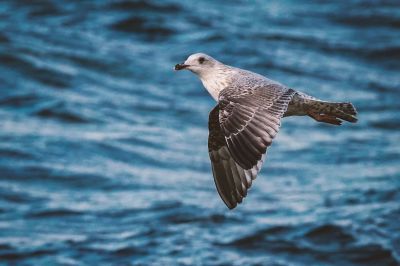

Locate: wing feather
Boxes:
[207,84,295,209]
[208,106,264,209]
[219,85,295,169]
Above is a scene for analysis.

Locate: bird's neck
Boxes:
[198,66,234,101]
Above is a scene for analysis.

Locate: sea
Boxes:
[0,0,399,265]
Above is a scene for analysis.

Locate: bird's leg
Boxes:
[306,109,342,126]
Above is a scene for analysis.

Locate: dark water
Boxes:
[0,0,399,265]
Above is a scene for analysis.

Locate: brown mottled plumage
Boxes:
[175,53,358,209]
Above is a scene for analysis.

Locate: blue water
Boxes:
[0,1,399,265]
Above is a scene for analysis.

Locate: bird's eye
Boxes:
[198,57,205,64]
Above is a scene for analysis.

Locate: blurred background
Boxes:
[0,0,399,265]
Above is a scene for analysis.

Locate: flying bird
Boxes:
[175,53,357,209]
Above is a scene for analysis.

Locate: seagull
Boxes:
[175,53,357,209]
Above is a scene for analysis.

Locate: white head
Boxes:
[175,53,233,101]
[174,53,221,77]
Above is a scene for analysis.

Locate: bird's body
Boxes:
[175,53,357,209]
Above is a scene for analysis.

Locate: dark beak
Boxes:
[174,63,189,71]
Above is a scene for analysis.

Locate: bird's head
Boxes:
[174,53,220,77]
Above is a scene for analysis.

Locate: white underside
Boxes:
[201,78,223,101]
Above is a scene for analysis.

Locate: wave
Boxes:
[26,2,64,18]
[0,147,35,160]
[304,224,355,246]
[0,94,40,107]
[221,223,398,265]
[256,32,400,65]
[161,211,230,225]
[0,187,42,204]
[370,120,400,130]
[0,53,71,89]
[110,16,176,40]
[0,165,111,189]
[0,249,56,262]
[0,33,9,44]
[332,13,400,29]
[34,103,90,124]
[26,209,83,218]
[108,0,182,13]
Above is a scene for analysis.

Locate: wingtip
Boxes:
[222,198,238,210]
[350,116,358,123]
[226,203,237,210]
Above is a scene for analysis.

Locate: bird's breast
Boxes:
[201,77,229,101]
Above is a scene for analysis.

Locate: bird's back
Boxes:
[219,66,288,99]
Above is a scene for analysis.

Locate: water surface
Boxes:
[0,1,399,265]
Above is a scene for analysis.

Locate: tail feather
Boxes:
[328,102,358,123]
[335,102,357,116]
[307,101,358,125]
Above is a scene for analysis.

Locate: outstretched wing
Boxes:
[208,84,295,209]
[218,84,296,170]
[208,105,265,209]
